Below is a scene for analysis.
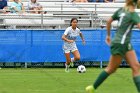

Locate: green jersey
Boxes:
[111,8,140,44]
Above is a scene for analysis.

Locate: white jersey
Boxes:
[63,26,81,53]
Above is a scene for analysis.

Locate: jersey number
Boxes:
[118,13,125,26]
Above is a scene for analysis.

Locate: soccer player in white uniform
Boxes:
[62,18,85,72]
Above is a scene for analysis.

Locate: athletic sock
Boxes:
[94,70,110,89]
[71,58,74,62]
[133,75,140,92]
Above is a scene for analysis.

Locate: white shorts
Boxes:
[63,43,78,53]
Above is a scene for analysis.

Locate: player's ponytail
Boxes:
[124,0,137,11]
[133,0,138,5]
[126,0,138,7]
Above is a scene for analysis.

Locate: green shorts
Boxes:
[110,43,133,57]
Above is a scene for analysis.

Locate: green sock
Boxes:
[93,70,109,89]
[133,75,140,92]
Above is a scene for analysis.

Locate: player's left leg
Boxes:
[72,50,80,61]
[86,55,122,93]
[125,50,140,93]
[70,50,80,67]
[95,55,122,88]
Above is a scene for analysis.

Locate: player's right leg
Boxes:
[125,50,140,93]
[86,55,122,93]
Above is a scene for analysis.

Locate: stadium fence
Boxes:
[0,29,139,68]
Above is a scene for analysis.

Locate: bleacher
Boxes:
[0,1,140,29]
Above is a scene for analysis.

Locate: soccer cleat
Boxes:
[85,85,94,93]
[65,64,70,72]
[70,62,74,67]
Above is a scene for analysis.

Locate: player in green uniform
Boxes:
[86,0,140,93]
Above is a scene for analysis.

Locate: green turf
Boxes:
[0,68,137,93]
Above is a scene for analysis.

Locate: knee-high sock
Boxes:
[133,75,140,92]
[94,70,110,89]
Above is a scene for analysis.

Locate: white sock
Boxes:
[65,63,70,67]
[71,58,74,62]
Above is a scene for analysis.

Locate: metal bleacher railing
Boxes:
[0,2,133,30]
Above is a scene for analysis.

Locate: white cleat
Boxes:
[70,62,74,67]
[65,64,70,72]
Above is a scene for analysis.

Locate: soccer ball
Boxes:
[77,65,86,73]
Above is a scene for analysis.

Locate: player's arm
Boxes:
[106,17,113,46]
[106,8,120,45]
[62,34,74,43]
[132,12,140,29]
[137,23,140,29]
[62,28,74,43]
[106,17,113,36]
[79,32,85,45]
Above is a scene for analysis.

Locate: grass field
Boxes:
[0,68,137,93]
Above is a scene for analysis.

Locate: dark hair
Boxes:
[31,0,37,3]
[125,0,137,7]
[133,0,138,4]
[70,18,78,26]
